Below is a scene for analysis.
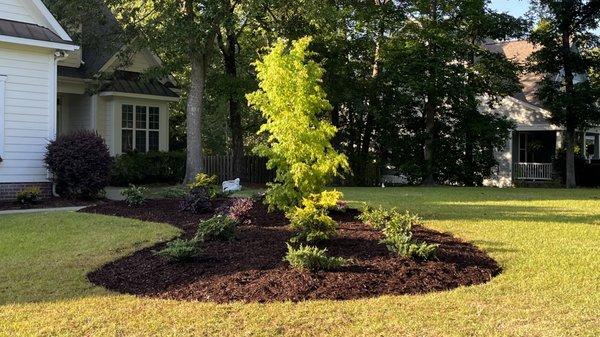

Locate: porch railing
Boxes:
[513,163,553,181]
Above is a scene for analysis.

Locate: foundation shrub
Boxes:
[45,131,112,199]
[110,151,186,186]
[16,186,42,205]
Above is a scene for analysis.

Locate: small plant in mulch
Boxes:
[121,185,147,206]
[155,238,201,262]
[288,192,341,243]
[360,206,438,260]
[195,215,237,242]
[226,198,255,225]
[284,244,351,271]
[180,173,230,214]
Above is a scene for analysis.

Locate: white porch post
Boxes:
[595,134,600,159]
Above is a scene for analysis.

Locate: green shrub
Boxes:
[179,188,212,213]
[121,185,147,206]
[159,186,188,199]
[359,207,438,260]
[155,238,201,261]
[111,151,186,186]
[44,131,112,198]
[195,215,236,242]
[16,186,42,205]
[188,173,217,190]
[289,199,338,243]
[284,244,351,271]
[381,231,438,260]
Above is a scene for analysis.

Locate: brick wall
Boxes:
[0,183,52,202]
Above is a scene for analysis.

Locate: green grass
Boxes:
[1,187,599,336]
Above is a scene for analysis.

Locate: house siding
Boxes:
[0,42,54,184]
[0,0,35,24]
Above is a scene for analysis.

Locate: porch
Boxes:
[512,131,558,181]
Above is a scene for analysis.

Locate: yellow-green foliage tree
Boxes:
[247,37,349,214]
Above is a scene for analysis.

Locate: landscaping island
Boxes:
[82,197,500,303]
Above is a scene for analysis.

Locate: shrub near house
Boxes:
[45,131,112,199]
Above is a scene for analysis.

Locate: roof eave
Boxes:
[0,34,79,51]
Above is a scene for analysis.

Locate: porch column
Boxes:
[556,131,563,152]
[595,134,600,159]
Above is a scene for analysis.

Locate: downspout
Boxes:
[51,51,69,197]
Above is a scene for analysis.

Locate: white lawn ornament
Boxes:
[222,178,242,192]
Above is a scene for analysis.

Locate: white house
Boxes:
[483,40,600,187]
[0,0,178,200]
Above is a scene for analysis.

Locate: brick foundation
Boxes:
[0,182,52,202]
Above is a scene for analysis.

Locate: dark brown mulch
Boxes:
[83,199,501,303]
[0,198,92,211]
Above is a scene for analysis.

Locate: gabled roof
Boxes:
[0,18,74,45]
[0,0,76,50]
[484,40,543,108]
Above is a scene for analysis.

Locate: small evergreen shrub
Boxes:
[284,244,351,271]
[227,198,255,224]
[180,188,212,213]
[121,185,147,206]
[155,238,201,261]
[159,186,188,199]
[359,207,438,260]
[288,191,342,243]
[44,131,112,198]
[195,215,236,242]
[16,186,41,205]
[381,231,438,260]
[188,173,217,190]
[289,201,338,243]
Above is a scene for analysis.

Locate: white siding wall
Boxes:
[0,42,54,183]
[0,0,36,24]
[66,93,92,131]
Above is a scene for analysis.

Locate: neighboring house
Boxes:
[0,0,178,200]
[483,40,600,187]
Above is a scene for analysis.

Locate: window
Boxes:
[0,75,6,158]
[585,134,597,160]
[121,104,160,153]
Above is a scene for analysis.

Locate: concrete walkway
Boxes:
[0,206,87,216]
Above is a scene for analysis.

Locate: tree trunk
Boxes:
[564,129,577,188]
[562,30,577,188]
[222,32,244,179]
[421,0,438,186]
[184,52,208,183]
[422,99,436,186]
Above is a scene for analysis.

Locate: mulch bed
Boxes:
[0,198,92,211]
[82,198,501,303]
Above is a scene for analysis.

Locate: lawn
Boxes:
[0,187,599,336]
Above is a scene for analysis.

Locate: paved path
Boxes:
[0,206,87,216]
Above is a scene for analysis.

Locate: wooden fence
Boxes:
[203,154,274,184]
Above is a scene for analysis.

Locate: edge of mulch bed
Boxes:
[0,197,94,211]
[82,198,502,303]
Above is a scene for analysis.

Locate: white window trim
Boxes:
[0,75,6,159]
[121,104,160,153]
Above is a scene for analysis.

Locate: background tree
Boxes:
[113,0,230,183]
[382,0,523,185]
[528,0,600,188]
